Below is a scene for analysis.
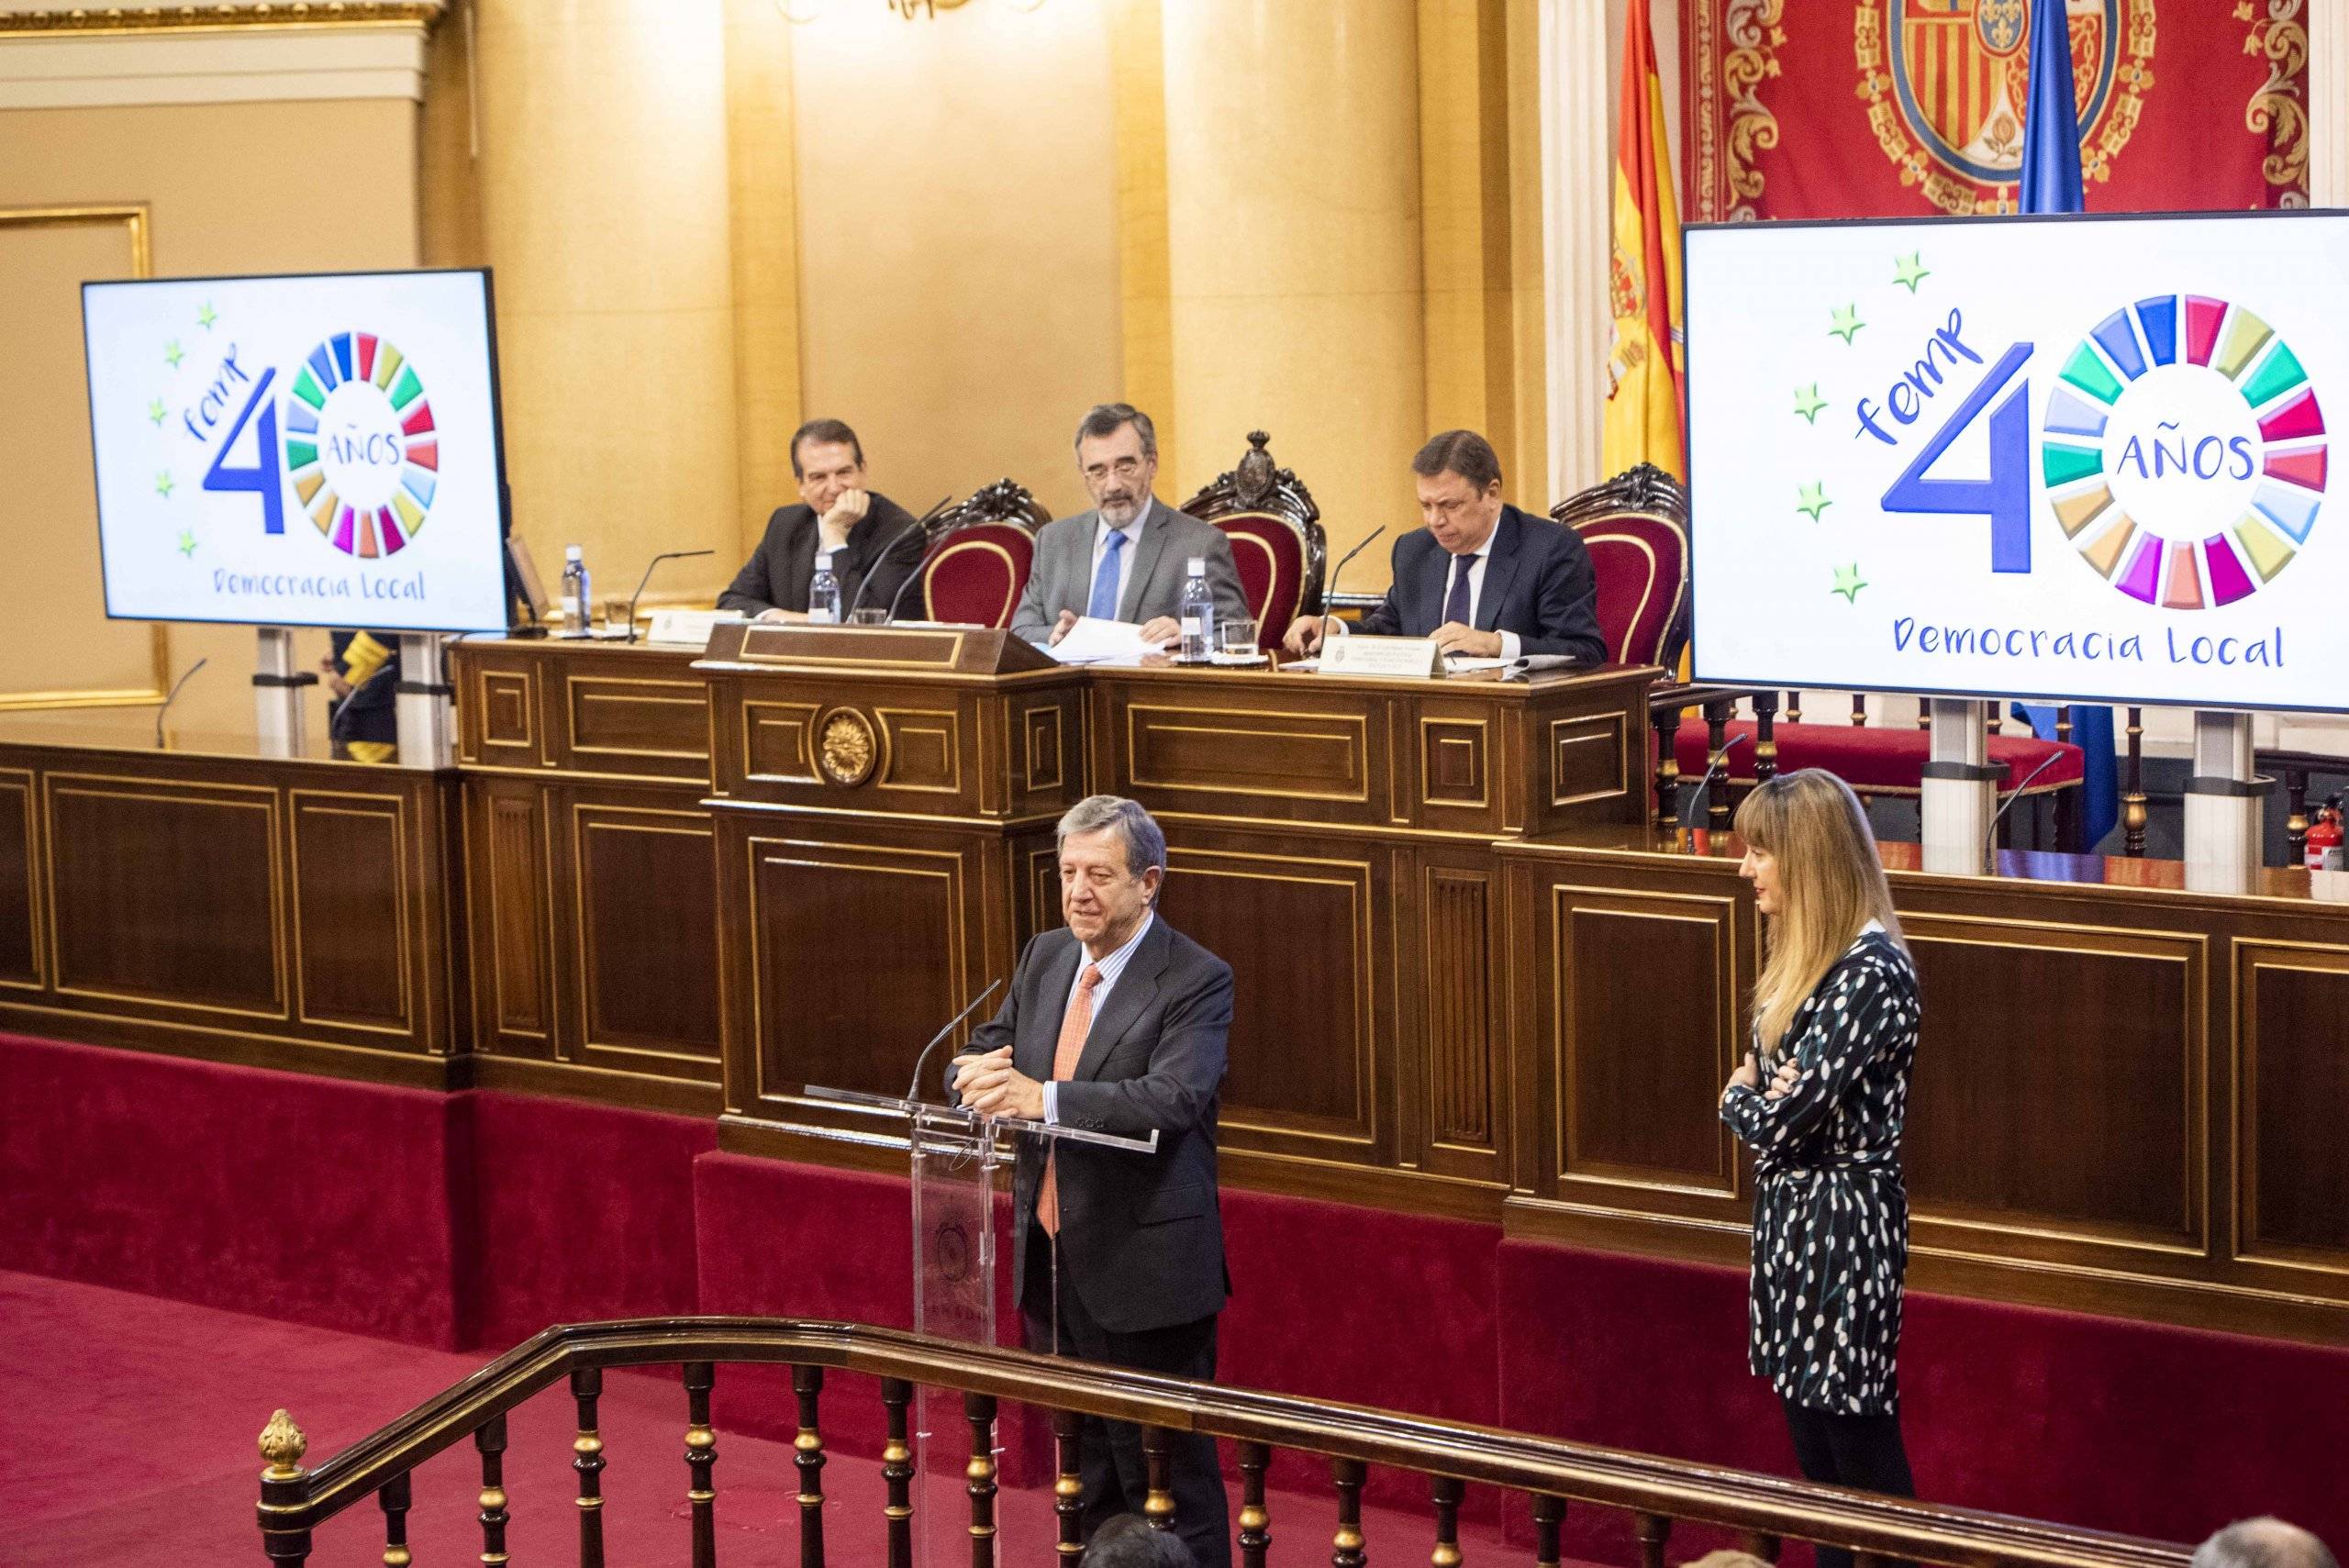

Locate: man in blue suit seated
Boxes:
[1280,428,1608,665]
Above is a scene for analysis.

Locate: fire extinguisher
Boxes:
[2305,794,2344,873]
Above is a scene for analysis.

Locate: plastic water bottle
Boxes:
[1178,556,1214,662]
[807,549,842,624]
[561,544,591,638]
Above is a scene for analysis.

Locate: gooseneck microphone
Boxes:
[846,495,949,622]
[904,977,1007,1106]
[623,549,716,643]
[878,495,956,626]
[1685,730,1753,828]
[153,657,208,748]
[1981,745,2076,863]
[1320,526,1386,621]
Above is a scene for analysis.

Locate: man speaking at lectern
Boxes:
[955,795,1233,1568]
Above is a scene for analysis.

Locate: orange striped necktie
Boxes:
[1037,962,1103,1238]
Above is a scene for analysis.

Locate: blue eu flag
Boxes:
[2012,0,2120,850]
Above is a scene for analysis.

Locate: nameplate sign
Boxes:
[644,609,746,648]
[1318,635,1443,679]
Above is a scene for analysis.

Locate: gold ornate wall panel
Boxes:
[0,768,39,990]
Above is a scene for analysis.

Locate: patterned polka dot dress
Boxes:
[1720,928,1920,1417]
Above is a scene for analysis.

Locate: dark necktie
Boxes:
[1442,553,1475,628]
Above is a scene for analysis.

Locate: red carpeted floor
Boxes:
[0,1270,1515,1568]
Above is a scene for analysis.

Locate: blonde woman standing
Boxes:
[1720,770,1920,1565]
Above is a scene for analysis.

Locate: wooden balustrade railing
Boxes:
[255,1318,2189,1568]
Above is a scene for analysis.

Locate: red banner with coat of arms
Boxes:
[1680,0,2310,221]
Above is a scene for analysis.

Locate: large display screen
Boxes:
[1685,211,2345,713]
[83,269,509,633]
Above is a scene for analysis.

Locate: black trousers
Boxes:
[1781,1396,1915,1568]
[1024,1225,1230,1568]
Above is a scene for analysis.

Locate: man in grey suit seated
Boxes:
[954,795,1233,1568]
[1011,404,1249,650]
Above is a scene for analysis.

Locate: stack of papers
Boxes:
[1047,617,1163,665]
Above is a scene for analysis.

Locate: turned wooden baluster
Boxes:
[882,1378,916,1568]
[476,1413,511,1568]
[965,1391,1000,1568]
[794,1365,828,1568]
[1653,701,1687,830]
[1703,695,1739,833]
[257,1408,312,1568]
[1785,690,1804,723]
[1752,690,1781,786]
[1740,1532,1784,1562]
[2056,705,2074,745]
[1851,694,1867,727]
[573,1367,607,1568]
[1237,1440,1273,1568]
[684,1362,718,1568]
[2123,706,2148,856]
[1331,1457,1367,1568]
[378,1471,412,1568]
[1052,1409,1085,1562]
[2286,765,2311,860]
[1530,1495,1565,1568]
[1142,1425,1177,1533]
[1431,1475,1464,1568]
[1986,699,2004,737]
[1633,1511,1671,1568]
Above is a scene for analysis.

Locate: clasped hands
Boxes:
[1280,617,1502,659]
[1050,609,1184,650]
[954,1046,1045,1121]
[1725,1052,1800,1101]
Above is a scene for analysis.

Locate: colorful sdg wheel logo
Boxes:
[281,333,437,557]
[2040,296,2325,609]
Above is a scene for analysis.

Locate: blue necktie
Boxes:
[1442,553,1474,628]
[1087,528,1128,621]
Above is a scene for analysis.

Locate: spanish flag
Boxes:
[1601,0,1685,484]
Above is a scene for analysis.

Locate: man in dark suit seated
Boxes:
[954,795,1232,1568]
[717,417,925,620]
[1281,428,1608,665]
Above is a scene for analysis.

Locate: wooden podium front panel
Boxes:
[0,728,462,1085]
[455,639,711,785]
[1502,831,2349,1344]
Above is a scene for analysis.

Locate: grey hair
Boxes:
[1074,403,1158,460]
[1056,795,1166,880]
[2193,1521,2340,1568]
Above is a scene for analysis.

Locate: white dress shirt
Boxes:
[1088,501,1155,621]
[1041,910,1154,1124]
[1335,536,1522,661]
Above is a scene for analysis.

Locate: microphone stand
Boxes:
[904,977,1006,1106]
[623,549,716,644]
[1980,745,2074,867]
[153,657,208,749]
[1681,730,1753,843]
[846,495,952,624]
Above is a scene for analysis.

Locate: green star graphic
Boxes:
[163,339,184,369]
[155,469,174,499]
[147,396,167,426]
[1829,304,1865,344]
[197,301,217,330]
[1831,562,1868,604]
[1793,383,1829,423]
[177,528,198,557]
[1893,252,1931,292]
[1797,482,1831,522]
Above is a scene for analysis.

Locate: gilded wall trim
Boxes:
[0,204,169,713]
[0,3,444,37]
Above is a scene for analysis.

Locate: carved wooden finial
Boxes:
[1234,431,1278,508]
[259,1409,308,1479]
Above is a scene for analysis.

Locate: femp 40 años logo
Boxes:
[2040,296,2326,608]
[284,331,440,558]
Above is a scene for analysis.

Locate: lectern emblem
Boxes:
[817,707,879,786]
[933,1220,972,1283]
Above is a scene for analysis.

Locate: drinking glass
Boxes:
[1216,616,1260,662]
[848,607,890,627]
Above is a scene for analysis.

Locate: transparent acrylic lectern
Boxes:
[803,1075,1156,1568]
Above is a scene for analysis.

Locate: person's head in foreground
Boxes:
[2193,1518,2339,1568]
[1081,1513,1199,1568]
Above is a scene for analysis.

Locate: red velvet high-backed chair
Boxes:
[904,478,1048,628]
[1180,430,1327,634]
[1551,462,1691,669]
